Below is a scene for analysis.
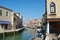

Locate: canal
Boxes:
[0,28,37,40]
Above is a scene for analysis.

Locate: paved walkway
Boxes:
[45,34,60,40]
[0,27,24,33]
[32,37,42,40]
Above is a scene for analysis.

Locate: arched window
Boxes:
[50,2,56,14]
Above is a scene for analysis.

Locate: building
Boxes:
[23,22,27,27]
[42,0,60,34]
[0,6,23,31]
[27,19,31,27]
[30,19,42,28]
[14,13,23,29]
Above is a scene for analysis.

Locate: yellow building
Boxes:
[0,6,23,31]
[43,0,60,34]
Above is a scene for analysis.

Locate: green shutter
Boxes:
[6,12,8,16]
[0,10,2,16]
[14,18,16,21]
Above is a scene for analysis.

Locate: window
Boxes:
[0,10,2,16]
[6,12,9,16]
[14,18,16,21]
[50,2,56,14]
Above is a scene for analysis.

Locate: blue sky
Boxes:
[0,0,45,22]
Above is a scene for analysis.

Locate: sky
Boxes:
[0,0,45,23]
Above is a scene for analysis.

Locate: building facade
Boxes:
[27,19,31,27]
[43,0,60,34]
[0,6,23,31]
[31,19,42,28]
[29,19,42,28]
[14,13,23,29]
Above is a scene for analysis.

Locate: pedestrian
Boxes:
[41,33,44,40]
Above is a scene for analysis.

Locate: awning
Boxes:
[0,20,11,24]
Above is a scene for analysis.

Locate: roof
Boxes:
[0,6,13,11]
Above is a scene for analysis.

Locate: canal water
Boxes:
[0,28,37,40]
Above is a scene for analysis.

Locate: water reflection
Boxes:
[0,28,37,40]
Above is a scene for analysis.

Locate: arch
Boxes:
[50,2,56,13]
